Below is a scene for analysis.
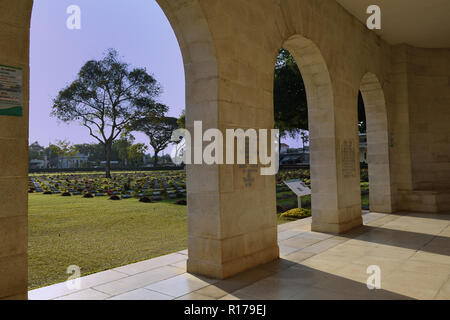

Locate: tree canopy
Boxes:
[29,142,45,161]
[50,139,78,158]
[128,143,148,168]
[135,116,179,167]
[177,110,186,129]
[51,48,166,177]
[274,48,308,140]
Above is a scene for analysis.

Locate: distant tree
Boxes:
[51,48,166,178]
[51,140,78,157]
[73,143,92,159]
[29,142,45,161]
[73,143,91,157]
[128,143,148,168]
[49,140,78,168]
[154,154,173,165]
[136,116,178,167]
[300,131,309,150]
[112,135,135,167]
[177,110,186,129]
[43,146,59,168]
[74,143,104,165]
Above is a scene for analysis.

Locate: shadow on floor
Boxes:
[340,224,450,256]
[190,259,414,300]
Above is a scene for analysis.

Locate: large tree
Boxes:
[112,134,135,167]
[136,116,178,167]
[274,48,308,141]
[128,143,148,168]
[51,49,166,178]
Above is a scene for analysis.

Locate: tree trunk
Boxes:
[105,142,112,179]
[154,151,159,168]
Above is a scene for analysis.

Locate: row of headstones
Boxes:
[30,174,186,195]
[30,177,44,193]
[35,188,187,200]
[48,179,187,200]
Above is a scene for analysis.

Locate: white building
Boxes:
[29,159,47,169]
[58,153,89,169]
[280,143,289,154]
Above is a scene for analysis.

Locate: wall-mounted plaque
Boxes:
[0,65,23,117]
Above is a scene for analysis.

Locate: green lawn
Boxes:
[29,187,370,289]
[28,194,188,289]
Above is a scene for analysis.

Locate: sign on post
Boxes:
[283,179,311,209]
[0,65,23,117]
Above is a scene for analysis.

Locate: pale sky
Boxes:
[30,0,302,154]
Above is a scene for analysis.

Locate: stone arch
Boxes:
[282,35,343,232]
[1,0,220,299]
[155,1,226,278]
[359,72,394,213]
[156,0,218,126]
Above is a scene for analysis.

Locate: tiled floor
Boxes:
[28,212,450,300]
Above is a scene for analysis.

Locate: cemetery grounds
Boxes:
[28,169,369,289]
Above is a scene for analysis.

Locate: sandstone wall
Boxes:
[0,0,33,300]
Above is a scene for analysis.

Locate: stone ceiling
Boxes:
[336,0,450,48]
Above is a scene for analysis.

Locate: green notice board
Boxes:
[0,64,23,116]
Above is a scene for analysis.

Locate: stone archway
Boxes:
[283,35,363,234]
[5,0,444,300]
[360,72,394,213]
[0,0,222,299]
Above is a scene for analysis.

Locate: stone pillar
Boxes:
[310,100,363,234]
[158,0,279,279]
[387,45,415,211]
[187,161,279,279]
[184,47,280,279]
[185,112,280,279]
[0,0,32,300]
[360,73,395,213]
[284,36,363,234]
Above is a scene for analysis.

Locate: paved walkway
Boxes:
[29,212,450,300]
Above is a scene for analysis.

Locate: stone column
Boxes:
[284,36,363,234]
[158,0,280,279]
[361,73,395,213]
[185,52,280,280]
[0,0,32,300]
[387,45,414,211]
